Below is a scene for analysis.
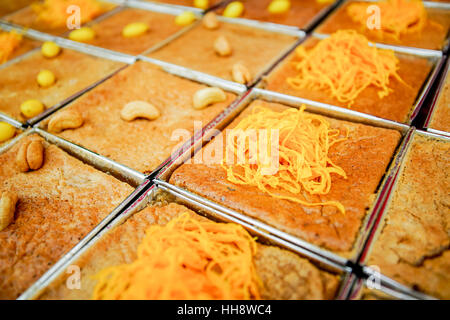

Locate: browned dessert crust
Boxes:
[39,202,340,300]
[0,0,34,17]
[367,134,450,299]
[148,21,297,82]
[0,134,133,300]
[316,2,450,50]
[216,0,333,28]
[4,2,114,35]
[429,65,450,133]
[264,38,433,123]
[0,48,123,122]
[76,8,184,55]
[148,0,221,7]
[169,100,402,253]
[46,61,236,174]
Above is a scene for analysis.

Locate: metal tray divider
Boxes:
[424,56,450,136]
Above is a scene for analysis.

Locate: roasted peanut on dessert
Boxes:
[121,101,161,121]
[20,99,45,119]
[223,1,245,18]
[175,11,197,26]
[37,69,56,88]
[16,139,45,172]
[41,41,61,58]
[69,27,95,42]
[122,22,149,38]
[0,122,15,143]
[0,191,18,232]
[194,0,209,9]
[214,36,232,56]
[193,87,227,109]
[203,12,219,29]
[231,63,251,84]
[268,0,291,14]
[48,109,84,133]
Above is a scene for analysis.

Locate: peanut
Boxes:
[16,139,45,172]
[0,122,15,143]
[214,36,232,56]
[122,22,149,38]
[231,63,251,84]
[0,191,18,231]
[48,109,84,133]
[121,101,161,121]
[193,87,226,109]
[267,0,291,14]
[175,11,197,26]
[69,27,95,42]
[20,99,45,118]
[41,41,61,58]
[223,1,245,18]
[203,12,219,29]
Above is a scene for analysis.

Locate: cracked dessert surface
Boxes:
[47,61,236,174]
[0,134,133,300]
[148,21,297,82]
[39,203,340,300]
[264,38,433,123]
[367,134,450,299]
[0,48,123,122]
[169,100,401,254]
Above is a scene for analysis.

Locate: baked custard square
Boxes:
[170,100,402,255]
[4,0,115,36]
[42,61,237,174]
[215,0,336,29]
[0,134,134,300]
[316,1,450,50]
[263,37,433,123]
[38,202,341,300]
[0,48,124,122]
[66,8,185,55]
[148,21,298,83]
[367,134,450,300]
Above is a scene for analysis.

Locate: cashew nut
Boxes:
[231,63,251,84]
[214,36,232,56]
[120,101,161,121]
[0,191,18,231]
[48,109,84,133]
[203,12,219,30]
[193,87,227,109]
[16,139,45,172]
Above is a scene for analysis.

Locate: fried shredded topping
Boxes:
[93,214,261,300]
[0,30,22,63]
[222,105,348,214]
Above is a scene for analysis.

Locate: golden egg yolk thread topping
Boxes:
[347,0,428,39]
[32,0,105,28]
[92,214,261,300]
[0,30,22,63]
[286,30,406,106]
[222,105,348,214]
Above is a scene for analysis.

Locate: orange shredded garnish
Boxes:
[222,105,348,214]
[0,30,22,63]
[32,0,105,28]
[286,30,406,106]
[92,214,261,300]
[347,0,428,39]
